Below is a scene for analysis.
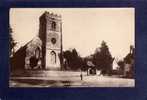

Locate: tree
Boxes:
[117,60,125,74]
[63,48,83,70]
[71,48,79,69]
[123,45,135,78]
[9,26,17,57]
[63,50,72,70]
[124,45,134,64]
[81,58,88,71]
[93,41,114,75]
[93,48,101,70]
[100,41,114,74]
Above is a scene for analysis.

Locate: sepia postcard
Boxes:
[9,8,135,87]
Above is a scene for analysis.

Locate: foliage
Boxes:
[63,48,83,70]
[92,41,114,74]
[117,60,125,71]
[124,53,134,64]
[116,45,134,77]
[9,26,17,57]
[62,41,114,74]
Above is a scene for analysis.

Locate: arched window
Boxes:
[50,51,56,64]
[35,47,40,59]
[51,21,56,31]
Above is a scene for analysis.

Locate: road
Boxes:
[10,71,135,87]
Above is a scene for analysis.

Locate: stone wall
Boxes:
[25,37,42,69]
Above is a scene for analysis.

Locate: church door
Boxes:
[50,51,56,64]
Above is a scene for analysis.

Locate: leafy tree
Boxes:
[93,48,101,70]
[9,26,17,57]
[63,50,72,70]
[124,45,134,64]
[100,41,114,74]
[117,60,125,73]
[63,48,83,70]
[71,49,79,69]
[81,58,88,71]
[123,45,135,78]
[93,41,114,75]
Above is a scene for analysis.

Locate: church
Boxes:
[10,11,63,71]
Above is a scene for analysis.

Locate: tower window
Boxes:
[51,38,56,44]
[51,21,56,31]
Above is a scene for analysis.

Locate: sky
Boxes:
[10,8,135,59]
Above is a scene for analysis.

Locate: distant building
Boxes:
[123,45,134,78]
[10,11,63,71]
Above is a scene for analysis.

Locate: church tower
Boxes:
[39,11,62,70]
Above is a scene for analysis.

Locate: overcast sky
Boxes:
[10,8,134,59]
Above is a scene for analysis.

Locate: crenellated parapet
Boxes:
[44,11,62,20]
